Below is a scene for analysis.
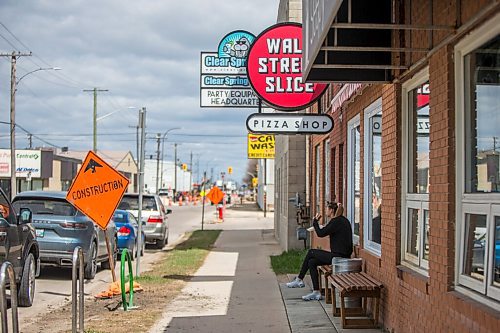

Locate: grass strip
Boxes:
[270,249,308,275]
[136,229,221,285]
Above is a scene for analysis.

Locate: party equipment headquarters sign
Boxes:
[246,23,327,111]
[200,30,261,108]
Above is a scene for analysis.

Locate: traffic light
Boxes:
[228,166,233,174]
[182,163,187,171]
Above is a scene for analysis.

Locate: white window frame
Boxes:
[401,68,430,274]
[347,114,361,244]
[325,140,331,203]
[455,13,500,303]
[364,98,382,256]
[315,144,321,215]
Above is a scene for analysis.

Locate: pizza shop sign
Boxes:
[247,23,327,111]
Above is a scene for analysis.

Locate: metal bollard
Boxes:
[0,262,18,333]
[72,247,84,333]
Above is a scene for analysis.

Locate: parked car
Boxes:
[0,188,39,307]
[118,193,171,249]
[113,209,145,260]
[12,191,117,280]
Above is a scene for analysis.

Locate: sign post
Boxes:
[66,151,130,282]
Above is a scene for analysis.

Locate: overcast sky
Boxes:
[0,0,278,184]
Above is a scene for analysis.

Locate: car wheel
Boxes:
[130,243,136,261]
[155,236,166,249]
[18,253,36,307]
[141,237,146,256]
[84,242,98,280]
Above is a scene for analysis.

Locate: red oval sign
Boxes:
[247,23,327,111]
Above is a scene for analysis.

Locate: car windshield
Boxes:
[12,198,77,216]
[118,196,158,211]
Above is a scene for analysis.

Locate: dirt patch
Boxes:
[21,230,221,333]
[21,274,185,333]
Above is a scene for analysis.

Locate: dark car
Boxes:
[118,193,171,249]
[113,209,145,260]
[12,191,117,280]
[0,188,39,307]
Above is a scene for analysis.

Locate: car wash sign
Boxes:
[247,134,275,159]
[247,23,327,111]
[200,30,261,108]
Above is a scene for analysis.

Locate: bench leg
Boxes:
[325,276,332,304]
[331,285,340,316]
[340,294,347,328]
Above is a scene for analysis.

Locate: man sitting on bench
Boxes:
[286,201,353,301]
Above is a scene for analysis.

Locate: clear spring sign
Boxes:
[246,23,327,111]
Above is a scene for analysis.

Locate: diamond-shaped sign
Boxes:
[66,151,129,230]
[206,186,224,205]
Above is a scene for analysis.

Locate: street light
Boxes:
[157,127,181,193]
[10,66,61,199]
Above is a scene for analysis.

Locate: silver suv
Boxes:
[118,193,171,249]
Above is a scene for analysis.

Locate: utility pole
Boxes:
[189,151,193,192]
[136,107,146,277]
[83,87,108,152]
[27,134,33,149]
[494,136,498,152]
[1,51,32,199]
[201,171,207,231]
[174,143,178,200]
[155,133,161,193]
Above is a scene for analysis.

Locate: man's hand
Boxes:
[314,213,321,220]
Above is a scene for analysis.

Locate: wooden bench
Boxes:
[328,272,383,329]
[317,265,333,303]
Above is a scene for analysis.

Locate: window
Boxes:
[347,115,361,242]
[402,69,430,271]
[315,144,321,215]
[364,99,382,255]
[456,18,500,302]
[325,140,331,203]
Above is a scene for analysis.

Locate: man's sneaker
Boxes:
[302,291,322,301]
[286,277,305,288]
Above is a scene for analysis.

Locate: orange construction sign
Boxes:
[66,151,129,230]
[206,186,224,205]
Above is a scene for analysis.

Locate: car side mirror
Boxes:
[166,209,172,215]
[18,208,32,224]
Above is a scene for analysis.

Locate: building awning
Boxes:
[302,0,456,83]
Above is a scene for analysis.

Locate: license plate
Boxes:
[35,229,44,238]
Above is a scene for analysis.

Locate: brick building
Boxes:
[299,0,500,332]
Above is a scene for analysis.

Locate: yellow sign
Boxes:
[228,166,233,174]
[182,163,187,171]
[247,134,275,159]
[66,151,129,230]
[252,177,258,187]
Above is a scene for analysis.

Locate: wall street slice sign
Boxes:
[246,113,333,135]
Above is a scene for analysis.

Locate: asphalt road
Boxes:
[16,203,207,331]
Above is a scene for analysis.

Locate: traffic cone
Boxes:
[179,197,182,206]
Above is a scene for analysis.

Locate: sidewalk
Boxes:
[149,202,385,333]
